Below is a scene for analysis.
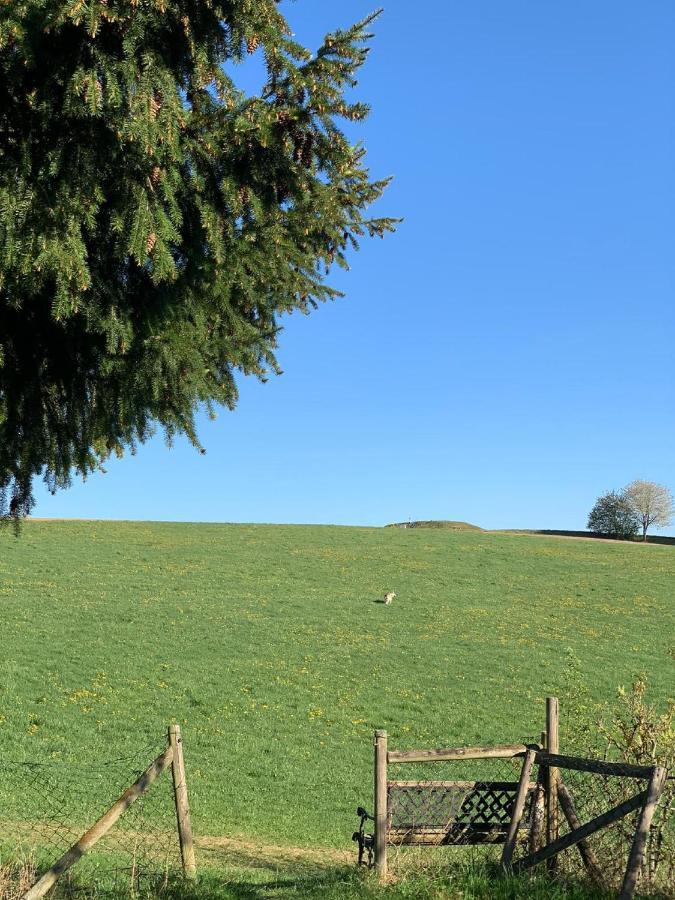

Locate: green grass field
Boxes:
[1,522,673,896]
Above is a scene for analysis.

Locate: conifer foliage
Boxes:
[0,1,395,521]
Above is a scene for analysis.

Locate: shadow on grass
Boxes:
[36,864,658,900]
[152,867,626,900]
[164,869,671,900]
[7,851,669,900]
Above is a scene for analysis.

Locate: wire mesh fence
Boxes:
[541,762,674,895]
[0,741,182,899]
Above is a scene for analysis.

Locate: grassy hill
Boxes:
[0,522,672,895]
[386,519,483,530]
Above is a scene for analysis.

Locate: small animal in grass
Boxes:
[383,591,396,605]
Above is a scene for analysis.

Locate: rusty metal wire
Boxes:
[0,742,181,898]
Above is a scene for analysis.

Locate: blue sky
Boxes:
[33,0,675,531]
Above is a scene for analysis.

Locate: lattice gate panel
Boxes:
[388,780,534,845]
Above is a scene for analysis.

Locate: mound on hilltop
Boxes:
[385,520,483,531]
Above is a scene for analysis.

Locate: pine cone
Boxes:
[301,134,313,168]
[247,35,259,54]
[146,232,157,254]
[150,165,161,186]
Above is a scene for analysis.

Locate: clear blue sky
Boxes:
[33,0,675,531]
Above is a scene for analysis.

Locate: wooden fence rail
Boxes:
[387,744,528,764]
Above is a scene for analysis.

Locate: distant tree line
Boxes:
[587,480,673,541]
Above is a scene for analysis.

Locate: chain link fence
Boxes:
[0,741,182,899]
[545,762,674,895]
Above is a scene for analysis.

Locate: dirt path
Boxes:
[195,834,352,871]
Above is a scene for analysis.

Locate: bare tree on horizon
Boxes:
[624,480,674,542]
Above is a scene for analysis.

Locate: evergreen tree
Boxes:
[0,1,396,523]
[587,491,638,540]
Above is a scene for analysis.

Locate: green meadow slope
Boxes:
[0,522,672,850]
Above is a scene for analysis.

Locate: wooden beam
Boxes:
[528,779,545,855]
[545,697,559,872]
[620,766,667,900]
[168,725,196,878]
[513,788,649,874]
[528,729,547,855]
[387,744,527,764]
[557,778,604,886]
[22,746,174,900]
[374,730,388,882]
[387,780,536,790]
[535,752,654,779]
[389,825,510,846]
[501,746,537,871]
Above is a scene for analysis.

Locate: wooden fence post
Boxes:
[620,766,667,900]
[374,729,388,882]
[545,697,559,872]
[168,724,196,878]
[557,778,604,885]
[501,746,537,871]
[527,729,547,853]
